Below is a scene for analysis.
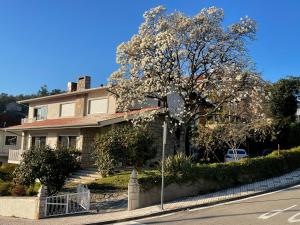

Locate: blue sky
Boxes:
[0,0,299,95]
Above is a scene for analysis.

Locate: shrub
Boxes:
[11,184,26,196]
[0,182,12,196]
[25,183,41,196]
[0,163,17,181]
[93,125,156,176]
[139,146,300,192]
[14,146,80,195]
[161,153,192,179]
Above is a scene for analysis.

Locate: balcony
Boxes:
[8,149,24,164]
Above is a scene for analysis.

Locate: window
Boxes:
[58,136,77,149]
[32,136,46,148]
[60,103,75,117]
[34,106,47,120]
[5,136,17,146]
[88,98,108,114]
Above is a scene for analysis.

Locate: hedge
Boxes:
[138,146,300,192]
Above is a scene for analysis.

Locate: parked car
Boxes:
[262,149,273,156]
[225,149,248,162]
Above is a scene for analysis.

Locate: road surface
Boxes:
[117,184,300,225]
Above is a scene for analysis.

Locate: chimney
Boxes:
[67,82,77,92]
[77,76,91,91]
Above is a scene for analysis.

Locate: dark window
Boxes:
[32,136,46,148]
[5,136,17,146]
[58,136,77,149]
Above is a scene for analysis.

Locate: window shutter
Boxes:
[60,103,75,117]
[89,99,108,114]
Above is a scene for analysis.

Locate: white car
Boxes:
[225,149,248,162]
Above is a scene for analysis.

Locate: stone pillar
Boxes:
[128,169,140,210]
[37,185,47,219]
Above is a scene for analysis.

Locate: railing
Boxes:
[45,186,90,217]
[8,149,24,164]
[21,118,36,124]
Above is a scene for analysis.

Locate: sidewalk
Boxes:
[1,169,300,225]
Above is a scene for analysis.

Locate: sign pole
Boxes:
[161,120,167,210]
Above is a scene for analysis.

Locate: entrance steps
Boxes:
[68,168,102,183]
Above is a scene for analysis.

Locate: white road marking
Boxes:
[138,212,176,221]
[113,221,145,225]
[189,183,300,212]
[288,212,300,223]
[258,205,297,220]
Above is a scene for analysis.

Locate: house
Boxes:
[0,76,184,167]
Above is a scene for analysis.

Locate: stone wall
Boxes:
[80,126,111,167]
[136,177,215,209]
[148,117,185,161]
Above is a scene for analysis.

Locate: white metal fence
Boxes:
[45,186,90,217]
[8,149,23,164]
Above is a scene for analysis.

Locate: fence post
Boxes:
[66,194,69,214]
[128,169,140,210]
[37,185,47,219]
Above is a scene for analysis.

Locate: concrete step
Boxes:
[72,171,101,178]
[68,168,102,183]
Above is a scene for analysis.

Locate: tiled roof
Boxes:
[7,107,160,130]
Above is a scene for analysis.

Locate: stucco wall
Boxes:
[0,197,39,219]
[28,89,116,120]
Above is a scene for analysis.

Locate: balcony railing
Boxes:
[8,149,24,164]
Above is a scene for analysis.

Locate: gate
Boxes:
[45,185,90,217]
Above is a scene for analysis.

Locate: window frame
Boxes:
[57,135,77,149]
[31,135,47,148]
[88,97,109,115]
[59,102,75,118]
[4,136,17,146]
[33,105,48,121]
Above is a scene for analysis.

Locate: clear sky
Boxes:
[0,0,299,95]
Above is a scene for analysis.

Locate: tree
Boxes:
[93,125,156,176]
[192,124,226,162]
[14,146,80,195]
[109,6,262,153]
[269,76,300,122]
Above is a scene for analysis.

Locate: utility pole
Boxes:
[161,120,167,210]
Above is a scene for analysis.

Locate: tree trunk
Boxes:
[184,125,191,156]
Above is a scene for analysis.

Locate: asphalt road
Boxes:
[118,184,300,225]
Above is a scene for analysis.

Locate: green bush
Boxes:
[139,146,300,193]
[93,125,156,176]
[0,182,12,195]
[161,153,193,179]
[14,146,80,195]
[0,163,17,181]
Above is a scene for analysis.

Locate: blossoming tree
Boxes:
[109,5,262,154]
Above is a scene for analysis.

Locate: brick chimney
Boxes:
[77,76,91,91]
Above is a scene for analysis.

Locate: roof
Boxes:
[6,107,160,131]
[18,86,109,104]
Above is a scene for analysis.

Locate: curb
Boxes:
[86,181,300,225]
